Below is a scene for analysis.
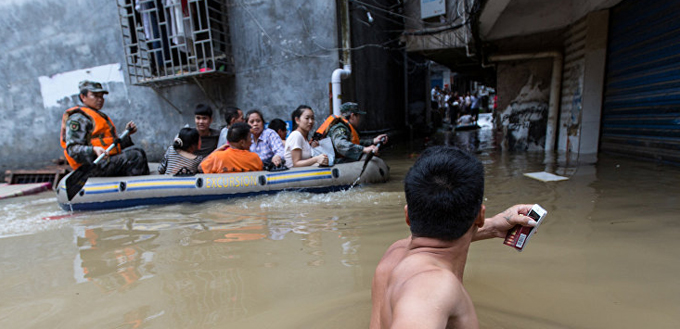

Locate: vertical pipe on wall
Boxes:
[332,0,352,116]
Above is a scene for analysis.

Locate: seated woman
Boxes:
[284,105,328,167]
[246,109,285,167]
[158,127,203,175]
[200,122,263,173]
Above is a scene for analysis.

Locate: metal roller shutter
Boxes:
[601,0,680,164]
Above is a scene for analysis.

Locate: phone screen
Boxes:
[527,209,542,221]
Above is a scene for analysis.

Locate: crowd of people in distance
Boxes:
[431,86,491,126]
[60,80,387,178]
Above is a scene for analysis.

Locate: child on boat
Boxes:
[200,122,263,173]
[158,127,204,175]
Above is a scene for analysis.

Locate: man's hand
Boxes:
[272,154,282,166]
[125,121,138,134]
[93,146,107,158]
[363,145,379,155]
[473,204,537,241]
[373,134,388,145]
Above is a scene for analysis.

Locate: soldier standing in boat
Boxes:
[59,80,149,177]
[315,102,388,163]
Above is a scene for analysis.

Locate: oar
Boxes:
[351,138,385,188]
[65,129,130,201]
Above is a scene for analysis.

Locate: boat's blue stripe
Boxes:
[267,169,329,177]
[84,182,120,187]
[267,175,333,185]
[127,185,197,191]
[125,178,197,183]
[85,189,119,195]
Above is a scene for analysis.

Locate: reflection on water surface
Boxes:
[1,128,679,328]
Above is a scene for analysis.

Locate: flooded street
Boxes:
[1,129,679,328]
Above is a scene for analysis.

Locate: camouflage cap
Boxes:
[78,80,109,94]
[339,102,366,115]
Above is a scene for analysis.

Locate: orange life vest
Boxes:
[315,115,360,145]
[60,106,121,170]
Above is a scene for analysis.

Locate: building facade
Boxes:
[0,0,405,173]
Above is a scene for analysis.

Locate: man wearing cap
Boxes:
[59,80,149,177]
[315,102,388,162]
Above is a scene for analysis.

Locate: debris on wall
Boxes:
[499,74,549,151]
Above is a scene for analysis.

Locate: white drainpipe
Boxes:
[332,64,352,116]
[488,52,563,154]
[332,0,352,116]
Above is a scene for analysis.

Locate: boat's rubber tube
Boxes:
[57,157,390,211]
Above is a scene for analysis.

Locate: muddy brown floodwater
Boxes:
[1,130,679,328]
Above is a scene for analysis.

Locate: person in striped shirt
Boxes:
[245,109,285,167]
[158,127,204,175]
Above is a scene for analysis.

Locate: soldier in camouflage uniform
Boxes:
[326,102,388,163]
[60,80,149,177]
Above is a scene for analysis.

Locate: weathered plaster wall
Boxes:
[496,58,552,150]
[0,0,210,172]
[226,0,339,122]
[0,0,344,173]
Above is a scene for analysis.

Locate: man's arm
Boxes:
[64,113,98,164]
[328,125,364,161]
[473,204,536,241]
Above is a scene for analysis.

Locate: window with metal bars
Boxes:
[116,0,233,86]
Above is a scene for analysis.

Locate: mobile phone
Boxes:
[503,204,547,251]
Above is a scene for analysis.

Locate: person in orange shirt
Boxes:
[200,122,263,173]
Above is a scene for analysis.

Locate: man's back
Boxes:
[371,238,479,329]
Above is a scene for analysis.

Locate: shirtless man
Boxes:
[370,146,537,329]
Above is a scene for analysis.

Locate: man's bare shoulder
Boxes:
[387,255,477,329]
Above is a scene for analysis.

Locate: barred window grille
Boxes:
[117,0,233,86]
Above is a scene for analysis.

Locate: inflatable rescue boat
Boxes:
[56,157,390,211]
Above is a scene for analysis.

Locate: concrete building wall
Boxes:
[578,10,608,157]
[0,0,342,173]
[401,0,472,52]
[558,10,608,163]
[227,0,339,121]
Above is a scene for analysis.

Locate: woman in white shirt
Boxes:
[284,105,329,167]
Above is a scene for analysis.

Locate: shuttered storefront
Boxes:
[601,0,680,164]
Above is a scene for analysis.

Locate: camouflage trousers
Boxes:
[95,147,150,177]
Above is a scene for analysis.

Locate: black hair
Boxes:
[291,105,312,130]
[227,122,251,143]
[404,146,485,240]
[245,109,264,123]
[223,106,242,126]
[173,127,200,151]
[194,104,213,117]
[269,118,287,133]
